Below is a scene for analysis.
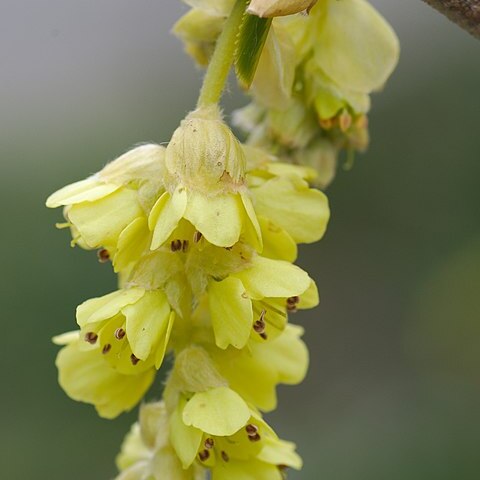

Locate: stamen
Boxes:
[182,240,189,252]
[221,451,230,462]
[286,304,298,313]
[248,433,261,442]
[204,438,214,449]
[114,328,126,340]
[260,332,268,340]
[130,354,140,365]
[102,344,111,354]
[97,249,110,263]
[170,239,182,252]
[84,332,98,344]
[287,296,299,305]
[245,424,258,436]
[193,231,202,243]
[198,450,210,462]
[253,320,265,334]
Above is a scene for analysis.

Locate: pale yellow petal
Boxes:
[298,278,319,309]
[76,288,145,327]
[182,387,250,436]
[149,188,188,250]
[170,401,203,469]
[113,217,151,273]
[56,342,155,419]
[122,290,171,361]
[184,191,242,247]
[68,188,143,248]
[258,216,297,262]
[208,277,253,349]
[314,0,400,93]
[240,193,263,251]
[253,175,330,243]
[234,256,310,299]
[257,437,302,469]
[46,176,119,208]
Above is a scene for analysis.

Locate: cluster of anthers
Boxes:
[47,1,398,478]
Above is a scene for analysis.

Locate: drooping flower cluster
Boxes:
[47,1,398,478]
[48,104,328,478]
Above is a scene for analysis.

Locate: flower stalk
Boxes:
[197,0,249,108]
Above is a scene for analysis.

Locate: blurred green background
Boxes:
[1,1,479,478]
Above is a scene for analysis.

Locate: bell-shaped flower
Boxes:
[148,107,262,250]
[169,387,302,478]
[53,332,155,419]
[46,144,165,272]
[76,287,175,374]
[210,324,309,411]
[208,254,318,349]
[116,402,202,480]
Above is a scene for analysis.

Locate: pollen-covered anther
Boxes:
[287,296,300,312]
[246,424,259,436]
[170,239,182,252]
[204,438,214,449]
[130,354,140,365]
[221,451,230,462]
[248,432,262,442]
[84,332,98,344]
[97,249,110,263]
[114,328,126,340]
[102,344,111,354]
[193,231,202,243]
[182,240,189,252]
[253,310,267,334]
[198,450,210,462]
[260,332,268,340]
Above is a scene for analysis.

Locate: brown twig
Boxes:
[422,0,480,39]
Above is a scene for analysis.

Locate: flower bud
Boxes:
[165,107,246,195]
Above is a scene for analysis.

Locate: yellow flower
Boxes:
[76,287,175,373]
[53,332,155,419]
[210,324,309,411]
[46,144,165,272]
[116,402,202,480]
[168,388,302,478]
[173,1,234,66]
[208,254,318,349]
[149,107,262,250]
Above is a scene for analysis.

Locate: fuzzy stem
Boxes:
[197,0,249,108]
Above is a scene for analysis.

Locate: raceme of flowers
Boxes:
[47,1,398,478]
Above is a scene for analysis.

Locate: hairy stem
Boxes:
[197,0,249,108]
[422,0,480,39]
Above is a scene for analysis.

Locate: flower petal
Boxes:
[234,256,310,299]
[208,277,253,349]
[56,341,155,419]
[123,290,171,362]
[114,217,151,273]
[314,0,400,93]
[149,188,188,250]
[183,191,244,247]
[68,188,143,248]
[182,387,250,436]
[258,216,297,262]
[170,401,203,469]
[46,176,119,208]
[253,175,329,243]
[76,288,145,327]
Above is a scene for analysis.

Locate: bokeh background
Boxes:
[1,1,479,478]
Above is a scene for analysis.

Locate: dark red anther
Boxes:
[84,332,98,344]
